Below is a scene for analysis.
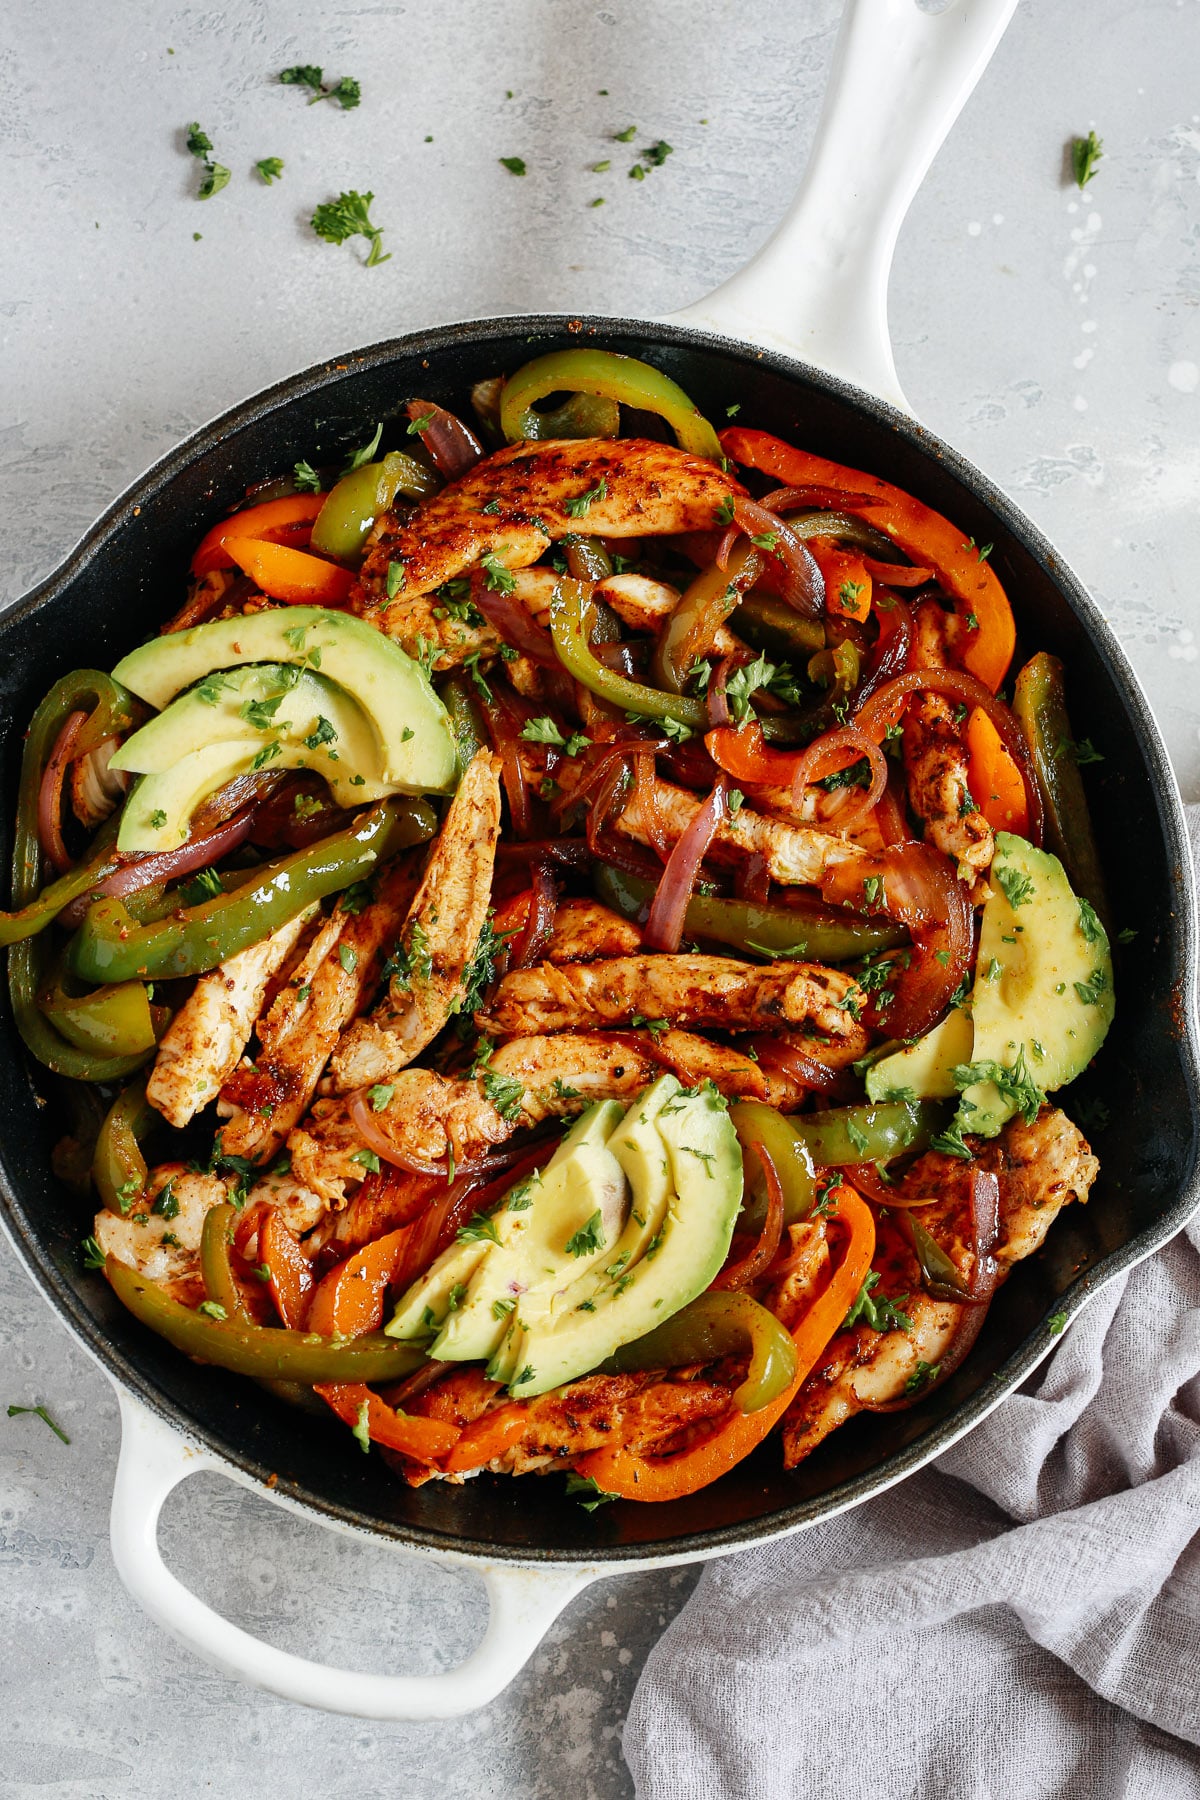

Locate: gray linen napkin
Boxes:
[625,812,1200,1800]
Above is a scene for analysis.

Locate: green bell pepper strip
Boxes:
[309,450,439,561]
[564,535,614,583]
[787,1100,946,1168]
[897,1211,970,1301]
[39,960,159,1057]
[730,1103,817,1229]
[201,1202,249,1321]
[601,1290,797,1414]
[439,672,489,776]
[732,592,826,663]
[516,391,621,441]
[106,1257,429,1382]
[652,540,761,694]
[92,1076,156,1215]
[1012,652,1110,923]
[66,796,436,985]
[594,863,908,963]
[499,349,722,462]
[784,510,896,557]
[550,580,708,729]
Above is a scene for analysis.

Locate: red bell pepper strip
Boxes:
[315,1382,460,1461]
[259,1211,314,1330]
[721,428,1015,692]
[222,537,356,607]
[190,495,325,576]
[573,1184,876,1501]
[965,706,1029,835]
[810,540,872,622]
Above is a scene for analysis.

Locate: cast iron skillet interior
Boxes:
[1,317,1197,1564]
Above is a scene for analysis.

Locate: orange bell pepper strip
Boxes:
[306,1227,410,1337]
[966,706,1030,835]
[259,1211,314,1329]
[190,495,325,577]
[315,1381,460,1461]
[721,427,1015,692]
[574,1184,876,1502]
[705,720,862,789]
[440,1402,530,1475]
[810,539,873,623]
[222,537,356,607]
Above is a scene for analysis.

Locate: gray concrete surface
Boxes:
[2,1,1198,1795]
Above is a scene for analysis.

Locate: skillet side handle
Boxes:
[109,1389,595,1720]
[673,0,1019,411]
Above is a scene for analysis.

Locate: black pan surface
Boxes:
[2,316,1196,1565]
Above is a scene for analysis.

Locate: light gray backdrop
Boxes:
[2,2,1198,1796]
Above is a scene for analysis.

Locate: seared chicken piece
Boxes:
[780,1106,1098,1467]
[903,599,994,880]
[146,907,317,1129]
[215,855,423,1164]
[544,899,643,963]
[479,953,868,1044]
[93,1164,230,1297]
[280,1028,770,1210]
[330,752,503,1091]
[550,755,866,887]
[353,438,742,614]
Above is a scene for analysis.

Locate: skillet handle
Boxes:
[673,0,1019,410]
[108,1390,596,1719]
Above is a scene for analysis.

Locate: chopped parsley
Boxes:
[185,122,230,199]
[952,1045,1046,1126]
[179,865,224,905]
[614,125,637,143]
[565,1210,606,1258]
[368,1083,394,1112]
[280,66,361,109]
[1069,736,1104,766]
[256,157,284,184]
[724,652,775,724]
[520,716,591,756]
[480,548,516,594]
[499,156,527,176]
[564,1471,618,1511]
[304,715,337,750]
[714,494,737,527]
[996,865,1036,910]
[1078,899,1104,944]
[7,1404,70,1444]
[293,460,322,493]
[457,1212,504,1246]
[843,1272,912,1334]
[350,1148,381,1173]
[1071,130,1103,190]
[492,1297,517,1321]
[1048,1310,1068,1335]
[564,477,608,518]
[904,1360,941,1396]
[453,913,510,1028]
[338,943,358,974]
[80,1235,105,1271]
[481,1069,525,1122]
[1074,968,1108,1007]
[311,190,389,266]
[149,810,167,830]
[198,1301,227,1321]
[862,874,885,909]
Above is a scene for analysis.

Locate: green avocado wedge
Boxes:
[866,833,1114,1138]
[111,606,456,797]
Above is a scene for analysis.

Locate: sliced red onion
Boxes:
[759,485,881,516]
[706,655,734,730]
[855,666,1045,846]
[96,807,258,902]
[633,751,671,862]
[38,711,86,874]
[405,399,483,480]
[471,575,559,666]
[855,596,915,710]
[511,858,558,969]
[788,724,888,822]
[733,496,824,618]
[713,1142,785,1291]
[349,1091,507,1180]
[744,1033,844,1096]
[643,777,728,953]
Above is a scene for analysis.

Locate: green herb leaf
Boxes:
[565,1209,606,1258]
[310,190,389,266]
[564,1470,619,1510]
[842,1272,912,1334]
[293,461,322,493]
[996,866,1036,910]
[7,1403,70,1445]
[256,156,284,184]
[499,156,527,176]
[1071,129,1103,190]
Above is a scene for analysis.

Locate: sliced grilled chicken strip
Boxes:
[478,953,867,1042]
[549,753,865,887]
[93,1165,230,1296]
[353,437,742,614]
[903,598,994,880]
[283,1028,770,1210]
[330,751,503,1092]
[215,855,423,1164]
[780,1107,1098,1468]
[145,906,318,1129]
[544,898,643,963]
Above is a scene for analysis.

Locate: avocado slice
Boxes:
[384,1102,628,1360]
[509,1077,742,1399]
[866,833,1113,1138]
[959,832,1113,1135]
[866,1009,973,1103]
[383,1241,491,1344]
[111,606,455,797]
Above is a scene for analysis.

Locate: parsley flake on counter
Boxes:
[256,156,284,184]
[643,140,673,166]
[7,1403,70,1445]
[1071,130,1103,190]
[614,125,636,142]
[310,190,389,266]
[186,122,231,199]
[280,66,361,109]
[499,156,527,176]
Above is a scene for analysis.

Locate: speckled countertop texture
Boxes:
[2,1,1198,1794]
